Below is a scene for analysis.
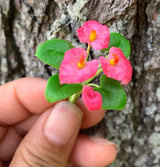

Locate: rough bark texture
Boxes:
[0,0,160,166]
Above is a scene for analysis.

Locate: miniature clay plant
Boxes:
[35,20,132,111]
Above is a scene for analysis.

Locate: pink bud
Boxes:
[82,85,102,111]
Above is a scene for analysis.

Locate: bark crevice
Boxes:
[1,0,26,82]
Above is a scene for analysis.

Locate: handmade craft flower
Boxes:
[100,47,132,84]
[59,48,99,84]
[77,20,110,50]
[82,85,102,111]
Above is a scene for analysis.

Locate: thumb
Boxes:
[10,101,83,167]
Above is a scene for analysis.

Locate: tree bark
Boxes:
[0,0,160,166]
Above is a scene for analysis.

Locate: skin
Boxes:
[0,78,117,167]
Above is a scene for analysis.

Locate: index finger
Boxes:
[0,78,53,125]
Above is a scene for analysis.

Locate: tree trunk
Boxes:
[0,0,160,166]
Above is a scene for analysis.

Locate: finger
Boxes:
[0,78,53,125]
[0,127,22,161]
[14,114,40,136]
[10,101,83,167]
[0,115,39,161]
[70,134,117,167]
[76,99,105,129]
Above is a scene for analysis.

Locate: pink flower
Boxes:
[100,47,132,84]
[82,85,102,111]
[59,48,99,84]
[77,20,110,50]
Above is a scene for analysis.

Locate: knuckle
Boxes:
[21,141,65,167]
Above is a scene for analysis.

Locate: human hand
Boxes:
[0,78,117,167]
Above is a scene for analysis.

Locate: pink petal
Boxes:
[100,47,132,84]
[77,20,110,50]
[82,85,102,111]
[59,48,99,84]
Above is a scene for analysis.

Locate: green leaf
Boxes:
[45,74,83,103]
[94,75,127,110]
[35,39,73,69]
[102,32,130,58]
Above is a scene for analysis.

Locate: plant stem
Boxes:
[82,67,103,85]
[87,83,100,88]
[69,90,82,104]
[86,45,91,61]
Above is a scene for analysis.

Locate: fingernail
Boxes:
[90,135,118,152]
[44,101,83,145]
